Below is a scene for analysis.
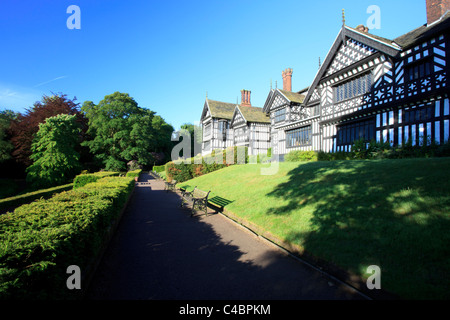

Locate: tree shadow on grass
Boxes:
[265,159,450,299]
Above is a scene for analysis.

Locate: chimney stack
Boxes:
[282,68,293,92]
[356,24,369,33]
[241,89,251,107]
[427,0,450,25]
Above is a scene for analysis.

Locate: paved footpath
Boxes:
[85,173,367,300]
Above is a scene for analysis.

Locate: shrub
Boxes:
[317,151,353,161]
[285,150,318,162]
[0,175,135,299]
[152,165,165,173]
[165,161,177,182]
[344,138,450,160]
[73,171,119,189]
[126,169,142,178]
[163,146,249,183]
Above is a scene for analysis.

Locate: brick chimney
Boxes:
[282,68,293,92]
[241,89,251,107]
[427,0,450,25]
[356,24,370,33]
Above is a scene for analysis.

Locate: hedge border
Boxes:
[80,179,136,299]
[0,176,136,300]
[73,171,119,189]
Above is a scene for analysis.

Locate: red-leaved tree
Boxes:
[10,93,85,167]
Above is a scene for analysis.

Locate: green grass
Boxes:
[0,183,74,213]
[178,158,450,299]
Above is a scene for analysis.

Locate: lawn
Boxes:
[178,158,450,299]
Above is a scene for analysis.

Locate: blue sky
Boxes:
[0,0,426,130]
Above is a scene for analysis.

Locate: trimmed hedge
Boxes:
[152,165,165,173]
[165,146,251,183]
[73,171,119,189]
[0,175,135,300]
[125,169,142,178]
[0,183,74,213]
[285,150,318,162]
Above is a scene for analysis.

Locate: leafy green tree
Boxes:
[82,92,174,171]
[26,114,81,188]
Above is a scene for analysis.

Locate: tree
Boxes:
[9,93,83,167]
[26,114,81,189]
[180,123,202,158]
[82,92,174,171]
[0,110,18,163]
[152,115,175,162]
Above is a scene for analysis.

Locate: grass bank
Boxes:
[178,158,450,299]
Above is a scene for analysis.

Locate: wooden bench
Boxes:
[164,180,177,192]
[180,187,211,217]
[207,196,233,213]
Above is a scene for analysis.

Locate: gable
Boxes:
[230,107,245,127]
[324,39,376,77]
[231,105,270,128]
[263,89,291,114]
[304,26,401,105]
[200,101,210,122]
[262,89,275,113]
[271,93,289,110]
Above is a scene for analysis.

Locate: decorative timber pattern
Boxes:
[325,39,376,77]
[203,11,450,158]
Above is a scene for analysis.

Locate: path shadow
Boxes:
[85,178,357,300]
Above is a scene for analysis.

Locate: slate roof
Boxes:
[205,98,269,124]
[346,11,450,50]
[279,89,306,104]
[393,11,450,49]
[206,99,236,120]
[237,106,270,124]
[345,25,398,48]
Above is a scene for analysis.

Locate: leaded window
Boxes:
[335,73,372,103]
[204,123,211,136]
[337,119,375,146]
[405,59,432,82]
[286,126,312,148]
[218,121,228,140]
[274,108,286,123]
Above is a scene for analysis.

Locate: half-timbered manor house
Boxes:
[200,90,270,156]
[230,102,271,156]
[200,98,235,155]
[201,0,450,160]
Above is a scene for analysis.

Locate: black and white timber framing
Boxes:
[201,11,450,159]
[200,98,271,156]
[200,99,235,155]
[230,105,271,155]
